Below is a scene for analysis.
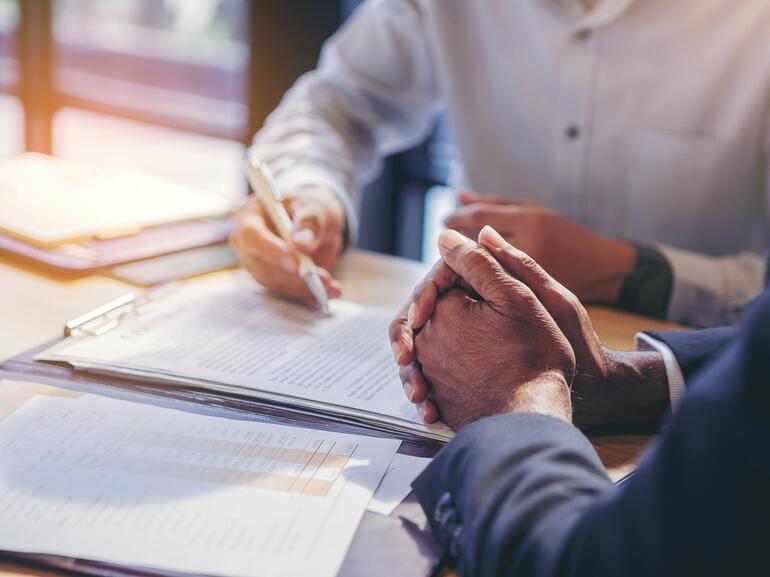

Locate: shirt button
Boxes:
[566,125,581,140]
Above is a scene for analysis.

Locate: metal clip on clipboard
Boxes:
[64,283,180,338]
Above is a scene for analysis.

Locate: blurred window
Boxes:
[3,1,437,262]
[54,107,245,199]
[1,0,250,196]
[48,0,248,195]
[53,0,249,140]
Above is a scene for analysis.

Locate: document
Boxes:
[0,394,400,577]
[367,454,431,516]
[0,153,234,245]
[38,280,453,441]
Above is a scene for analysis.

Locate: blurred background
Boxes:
[0,0,455,263]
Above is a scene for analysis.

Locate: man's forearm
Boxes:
[573,349,669,429]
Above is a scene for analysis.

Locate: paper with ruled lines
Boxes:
[0,394,399,577]
[38,280,453,441]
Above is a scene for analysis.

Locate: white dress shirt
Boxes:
[252,0,770,327]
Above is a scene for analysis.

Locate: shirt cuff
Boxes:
[635,332,686,409]
[656,244,765,327]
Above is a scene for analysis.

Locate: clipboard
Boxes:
[0,291,444,455]
[0,278,446,576]
[32,282,452,445]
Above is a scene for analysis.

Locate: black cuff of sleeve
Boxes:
[617,244,673,319]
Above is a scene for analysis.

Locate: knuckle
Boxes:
[506,281,537,309]
[558,293,584,327]
[388,317,406,341]
[552,297,579,324]
[498,290,529,314]
[563,291,582,313]
[465,246,493,273]
[518,251,540,273]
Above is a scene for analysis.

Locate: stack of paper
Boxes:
[0,154,238,271]
[0,154,235,246]
[38,280,453,442]
[0,393,400,577]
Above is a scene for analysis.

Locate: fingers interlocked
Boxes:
[390,224,580,426]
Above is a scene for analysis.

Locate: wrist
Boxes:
[573,347,669,428]
[507,371,573,424]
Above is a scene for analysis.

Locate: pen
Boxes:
[243,157,330,313]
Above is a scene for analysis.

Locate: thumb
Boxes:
[292,206,322,254]
[478,225,576,318]
[478,225,602,376]
[438,229,532,316]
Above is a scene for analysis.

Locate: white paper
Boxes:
[0,394,400,577]
[367,454,431,516]
[39,281,453,441]
[0,154,234,244]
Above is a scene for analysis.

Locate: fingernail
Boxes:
[481,225,507,249]
[417,404,425,420]
[294,228,314,245]
[404,382,414,402]
[391,341,402,363]
[439,229,467,251]
[281,256,296,272]
[407,303,416,327]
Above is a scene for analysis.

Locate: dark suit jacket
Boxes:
[413,288,770,577]
[645,326,736,381]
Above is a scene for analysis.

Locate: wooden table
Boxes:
[0,248,681,577]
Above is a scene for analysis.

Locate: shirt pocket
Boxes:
[625,129,758,256]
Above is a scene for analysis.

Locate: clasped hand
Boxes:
[389,226,615,430]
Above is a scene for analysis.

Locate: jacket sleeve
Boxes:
[413,289,770,577]
[643,326,737,381]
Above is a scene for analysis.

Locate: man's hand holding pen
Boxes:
[231,163,346,307]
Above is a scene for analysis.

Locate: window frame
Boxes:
[10,0,342,153]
